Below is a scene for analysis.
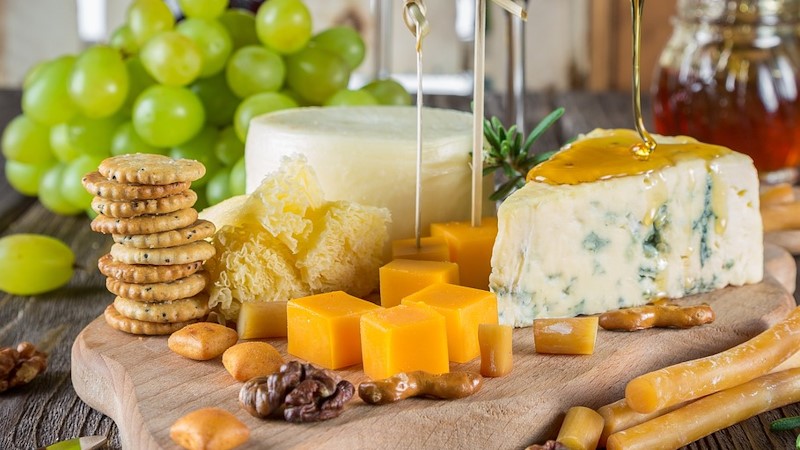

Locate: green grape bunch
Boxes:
[2,0,411,216]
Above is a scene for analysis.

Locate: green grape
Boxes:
[206,167,231,206]
[133,85,205,147]
[255,0,312,54]
[310,27,365,70]
[215,125,245,166]
[5,160,54,196]
[225,45,285,98]
[234,92,298,141]
[69,46,129,118]
[285,46,350,105]
[86,207,99,219]
[122,56,157,112]
[179,0,227,19]
[67,114,122,157]
[50,123,81,163]
[176,18,232,78]
[127,0,175,45]
[218,9,259,51]
[229,156,246,196]
[111,121,168,156]
[23,60,48,89]
[22,55,78,126]
[39,164,83,215]
[1,115,54,165]
[190,73,240,126]
[0,234,75,296]
[140,31,202,86]
[324,89,379,106]
[110,25,139,56]
[169,126,220,188]
[279,88,311,106]
[62,154,105,209]
[360,78,411,106]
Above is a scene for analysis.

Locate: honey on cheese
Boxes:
[401,283,498,363]
[431,217,498,290]
[391,236,450,262]
[287,291,381,370]
[491,129,763,327]
[379,259,459,308]
[360,303,449,380]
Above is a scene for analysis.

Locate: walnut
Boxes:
[239,361,354,423]
[0,342,47,393]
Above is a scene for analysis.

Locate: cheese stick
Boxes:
[625,306,800,413]
[607,368,800,450]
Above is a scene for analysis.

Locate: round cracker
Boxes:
[113,295,210,323]
[99,154,205,185]
[98,254,203,284]
[82,171,190,201]
[92,190,198,218]
[110,240,216,265]
[112,220,215,249]
[106,272,208,302]
[104,304,197,335]
[91,208,198,235]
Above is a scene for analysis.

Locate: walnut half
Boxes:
[0,342,48,393]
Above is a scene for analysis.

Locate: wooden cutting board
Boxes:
[72,246,797,450]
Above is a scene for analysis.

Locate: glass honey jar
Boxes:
[652,0,800,182]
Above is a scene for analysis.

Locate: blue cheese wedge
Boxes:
[490,129,763,327]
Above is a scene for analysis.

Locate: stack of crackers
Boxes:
[82,154,217,335]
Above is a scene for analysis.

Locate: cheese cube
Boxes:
[431,217,498,290]
[360,304,449,380]
[391,236,450,262]
[401,283,498,363]
[379,259,460,308]
[237,301,288,339]
[287,291,381,369]
[533,317,598,355]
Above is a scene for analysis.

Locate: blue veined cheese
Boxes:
[489,129,763,327]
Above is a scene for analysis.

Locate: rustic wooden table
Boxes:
[1,88,798,449]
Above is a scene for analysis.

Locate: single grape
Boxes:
[214,125,244,166]
[324,89,379,106]
[67,114,122,157]
[86,207,99,219]
[140,31,202,86]
[360,78,411,106]
[23,60,48,89]
[255,0,312,54]
[1,115,54,165]
[0,234,75,296]
[218,9,259,50]
[179,0,227,19]
[39,164,83,215]
[169,126,220,187]
[22,55,78,125]
[111,121,168,156]
[206,167,231,206]
[50,123,81,163]
[279,88,310,106]
[229,156,246,196]
[5,160,54,196]
[285,46,350,105]
[225,45,285,98]
[122,56,157,112]
[133,85,205,147]
[190,73,240,126]
[176,18,232,78]
[62,154,105,209]
[69,45,129,118]
[127,0,175,45]
[309,27,365,70]
[233,92,297,141]
[109,25,139,56]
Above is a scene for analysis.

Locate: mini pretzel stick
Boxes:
[760,183,795,206]
[625,306,800,414]
[607,368,800,450]
[599,303,715,331]
[596,399,687,447]
[761,201,800,232]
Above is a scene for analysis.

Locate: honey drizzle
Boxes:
[630,0,657,159]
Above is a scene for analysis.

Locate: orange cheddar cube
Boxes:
[287,291,381,370]
[379,259,460,308]
[430,217,497,290]
[360,304,449,380]
[401,283,498,363]
[391,236,450,262]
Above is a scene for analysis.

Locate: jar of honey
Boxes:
[652,0,800,182]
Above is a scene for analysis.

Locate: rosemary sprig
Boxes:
[483,107,565,201]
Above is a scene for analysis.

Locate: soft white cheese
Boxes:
[490,131,764,327]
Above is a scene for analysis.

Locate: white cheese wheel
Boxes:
[245,106,493,243]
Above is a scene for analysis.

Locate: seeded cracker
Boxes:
[91,208,198,235]
[98,254,204,284]
[91,190,198,218]
[110,241,216,265]
[112,220,215,249]
[82,171,190,201]
[99,153,205,185]
[113,295,210,323]
[106,272,208,302]
[104,304,198,335]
